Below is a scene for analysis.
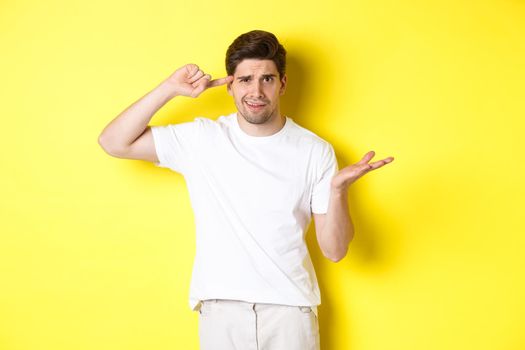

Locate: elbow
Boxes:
[98,134,114,156]
[327,251,347,263]
[98,134,125,157]
[322,233,353,263]
[324,246,348,263]
[98,133,109,151]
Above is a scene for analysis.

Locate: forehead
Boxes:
[234,59,278,76]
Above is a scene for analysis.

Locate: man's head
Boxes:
[225,30,287,125]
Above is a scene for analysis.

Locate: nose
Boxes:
[250,80,264,98]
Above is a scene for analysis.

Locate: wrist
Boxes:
[158,80,180,100]
[330,186,348,197]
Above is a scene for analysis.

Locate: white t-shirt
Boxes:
[151,112,338,317]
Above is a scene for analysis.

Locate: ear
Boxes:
[279,74,287,95]
[227,80,233,96]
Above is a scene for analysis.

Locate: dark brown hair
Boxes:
[225,30,287,79]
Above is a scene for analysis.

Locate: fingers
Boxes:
[188,69,205,84]
[192,74,211,88]
[357,151,394,167]
[368,157,394,170]
[208,75,234,88]
[190,74,233,97]
[183,64,200,80]
[191,75,211,97]
[357,151,375,165]
[183,62,233,89]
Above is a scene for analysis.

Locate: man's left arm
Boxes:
[314,150,394,263]
[313,188,354,262]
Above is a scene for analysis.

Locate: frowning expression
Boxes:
[227,59,287,125]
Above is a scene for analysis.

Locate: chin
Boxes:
[243,112,272,124]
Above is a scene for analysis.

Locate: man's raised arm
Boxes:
[97,64,233,161]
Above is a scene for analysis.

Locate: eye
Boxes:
[240,78,250,82]
[264,76,273,82]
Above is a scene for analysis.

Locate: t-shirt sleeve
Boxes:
[150,119,201,174]
[311,143,339,214]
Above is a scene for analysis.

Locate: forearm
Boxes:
[98,80,177,153]
[319,189,354,262]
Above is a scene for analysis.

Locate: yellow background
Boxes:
[1,0,524,349]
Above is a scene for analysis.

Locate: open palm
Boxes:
[331,151,394,191]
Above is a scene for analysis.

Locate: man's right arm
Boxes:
[97,64,233,162]
[97,80,176,162]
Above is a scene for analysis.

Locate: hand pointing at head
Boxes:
[163,64,234,98]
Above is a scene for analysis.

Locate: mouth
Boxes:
[245,101,266,111]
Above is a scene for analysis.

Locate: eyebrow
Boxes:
[236,74,277,80]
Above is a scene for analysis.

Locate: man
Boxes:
[98,30,394,350]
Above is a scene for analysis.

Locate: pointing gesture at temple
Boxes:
[164,63,234,98]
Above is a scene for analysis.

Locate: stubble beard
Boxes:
[238,103,277,125]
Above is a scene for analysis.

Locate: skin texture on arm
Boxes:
[97,80,177,160]
[314,151,394,262]
[97,64,233,161]
[313,190,354,262]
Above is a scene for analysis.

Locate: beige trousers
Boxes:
[197,299,320,350]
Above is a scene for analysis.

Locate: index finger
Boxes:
[207,75,234,88]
